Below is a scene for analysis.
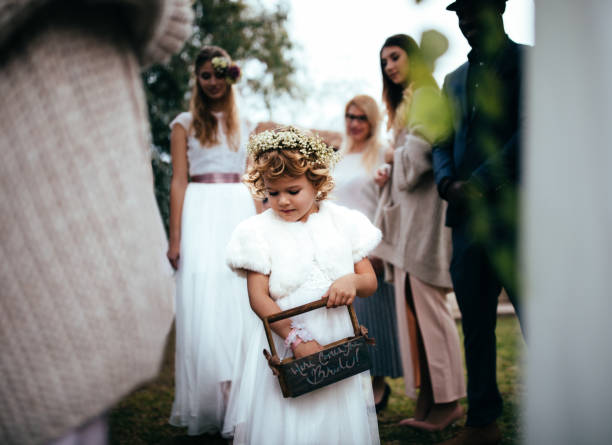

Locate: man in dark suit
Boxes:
[432,0,527,444]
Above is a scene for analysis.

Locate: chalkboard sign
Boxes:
[263,298,373,398]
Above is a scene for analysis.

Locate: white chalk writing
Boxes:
[287,341,363,385]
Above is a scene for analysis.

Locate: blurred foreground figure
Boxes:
[432,0,528,444]
[0,1,193,444]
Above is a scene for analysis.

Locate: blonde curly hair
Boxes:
[244,128,336,201]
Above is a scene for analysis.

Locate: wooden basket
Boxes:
[263,297,373,398]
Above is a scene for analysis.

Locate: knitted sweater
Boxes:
[0,1,193,443]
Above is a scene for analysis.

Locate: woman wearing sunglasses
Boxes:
[333,94,403,413]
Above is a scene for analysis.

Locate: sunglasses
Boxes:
[345,113,369,122]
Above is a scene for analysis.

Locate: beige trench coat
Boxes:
[373,130,453,288]
[373,129,465,402]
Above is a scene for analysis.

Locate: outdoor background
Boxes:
[148,0,534,232]
[244,0,534,131]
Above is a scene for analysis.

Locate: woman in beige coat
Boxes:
[374,33,466,431]
[0,1,193,444]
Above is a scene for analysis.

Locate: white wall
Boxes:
[525,2,612,444]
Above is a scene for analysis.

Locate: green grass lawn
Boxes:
[109,315,524,445]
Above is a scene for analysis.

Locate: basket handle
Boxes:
[262,297,361,358]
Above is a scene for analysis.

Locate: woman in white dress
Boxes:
[167,46,256,436]
[333,94,403,412]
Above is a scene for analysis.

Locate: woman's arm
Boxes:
[324,258,377,308]
[394,134,433,192]
[167,124,189,270]
[247,271,322,358]
[375,142,394,187]
[383,145,395,164]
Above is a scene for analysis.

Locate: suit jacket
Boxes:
[432,38,528,228]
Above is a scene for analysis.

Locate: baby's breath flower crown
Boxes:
[247,126,341,168]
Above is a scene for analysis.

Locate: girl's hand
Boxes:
[292,340,323,359]
[374,164,391,187]
[167,242,180,270]
[323,275,358,308]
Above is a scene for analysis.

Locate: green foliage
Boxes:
[407,86,453,145]
[144,0,297,155]
[144,0,298,232]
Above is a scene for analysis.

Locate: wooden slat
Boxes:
[264,297,360,334]
[263,318,277,357]
[265,298,329,324]
[348,304,361,336]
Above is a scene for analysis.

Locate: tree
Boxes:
[144,0,298,231]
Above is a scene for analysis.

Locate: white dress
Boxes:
[331,152,379,220]
[169,111,257,435]
[224,201,381,445]
[332,153,403,378]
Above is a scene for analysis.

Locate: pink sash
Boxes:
[190,173,241,183]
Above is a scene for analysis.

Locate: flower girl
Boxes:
[224,127,381,445]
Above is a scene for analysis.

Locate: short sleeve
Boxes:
[331,203,382,263]
[170,112,192,132]
[225,217,271,275]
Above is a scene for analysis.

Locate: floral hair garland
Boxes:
[247,127,341,168]
[211,56,241,84]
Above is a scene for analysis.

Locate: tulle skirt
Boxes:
[170,182,256,435]
[223,274,380,445]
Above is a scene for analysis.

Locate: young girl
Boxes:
[224,127,381,445]
[167,46,256,436]
[374,34,465,431]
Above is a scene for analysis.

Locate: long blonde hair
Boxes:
[340,95,383,173]
[190,46,240,151]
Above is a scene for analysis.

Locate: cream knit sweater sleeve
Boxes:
[0,0,193,66]
[0,2,193,444]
